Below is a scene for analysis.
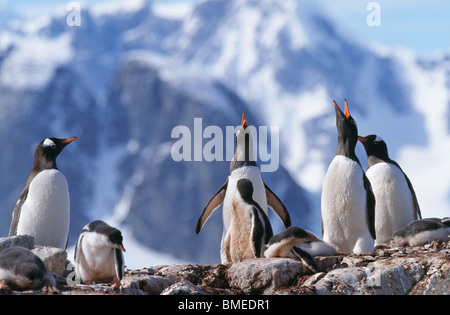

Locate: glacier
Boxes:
[0,0,448,267]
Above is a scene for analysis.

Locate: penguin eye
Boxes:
[350,118,357,127]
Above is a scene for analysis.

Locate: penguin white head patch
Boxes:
[43,138,56,148]
[374,136,383,144]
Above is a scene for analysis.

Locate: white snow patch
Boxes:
[91,0,147,17]
[152,1,193,20]
[0,33,73,89]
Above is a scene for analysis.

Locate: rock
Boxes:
[32,246,67,277]
[2,240,449,295]
[161,278,214,295]
[0,235,34,251]
[225,258,311,294]
[122,274,177,295]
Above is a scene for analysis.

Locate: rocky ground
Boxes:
[1,235,448,295]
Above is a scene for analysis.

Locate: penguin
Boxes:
[9,137,77,249]
[74,220,126,288]
[196,113,291,263]
[321,100,376,254]
[358,134,422,245]
[264,226,320,273]
[0,246,58,294]
[296,231,339,257]
[387,218,450,247]
[223,178,274,262]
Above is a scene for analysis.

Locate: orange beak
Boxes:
[358,136,367,143]
[117,244,126,252]
[62,136,78,144]
[306,235,316,241]
[344,99,350,118]
[333,100,351,118]
[241,112,248,128]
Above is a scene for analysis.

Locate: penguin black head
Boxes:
[268,226,317,245]
[333,100,359,159]
[231,112,257,171]
[236,178,254,203]
[441,217,450,228]
[34,137,77,170]
[86,220,126,252]
[358,134,390,161]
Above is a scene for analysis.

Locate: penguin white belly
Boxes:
[220,166,267,263]
[16,169,70,249]
[321,155,374,254]
[366,163,416,245]
[76,234,117,283]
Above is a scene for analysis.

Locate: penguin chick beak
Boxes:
[241,112,248,129]
[117,244,126,252]
[62,136,78,144]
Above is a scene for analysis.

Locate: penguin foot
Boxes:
[111,282,123,291]
[111,276,123,291]
[41,285,60,295]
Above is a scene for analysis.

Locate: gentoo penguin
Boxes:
[223,178,273,262]
[196,112,291,263]
[264,226,320,273]
[0,247,58,294]
[9,137,77,249]
[358,134,422,245]
[387,218,450,247]
[296,231,339,257]
[74,220,126,288]
[321,100,376,254]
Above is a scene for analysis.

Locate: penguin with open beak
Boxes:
[321,100,376,254]
[196,113,291,263]
[74,220,126,289]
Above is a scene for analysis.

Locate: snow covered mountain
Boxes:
[0,0,448,266]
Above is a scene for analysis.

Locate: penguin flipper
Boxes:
[196,179,228,234]
[403,173,422,220]
[9,186,29,237]
[114,248,124,281]
[264,182,291,228]
[291,247,320,273]
[363,173,376,240]
[74,234,84,263]
[390,160,422,220]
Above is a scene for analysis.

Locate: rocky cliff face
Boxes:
[2,236,448,295]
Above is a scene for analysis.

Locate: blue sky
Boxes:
[2,0,449,55]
